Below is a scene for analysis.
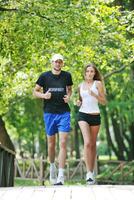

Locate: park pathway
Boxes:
[0,185,134,200]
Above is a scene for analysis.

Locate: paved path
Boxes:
[0,185,134,200]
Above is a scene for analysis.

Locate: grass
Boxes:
[15,179,40,186]
[99,155,117,160]
[14,178,86,186]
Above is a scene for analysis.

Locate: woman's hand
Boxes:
[89,89,98,99]
[76,99,82,107]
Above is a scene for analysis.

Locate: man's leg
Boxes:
[54,112,70,185]
[55,133,68,185]
[47,135,56,163]
[47,135,57,184]
[58,133,68,168]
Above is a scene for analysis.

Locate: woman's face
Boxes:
[85,66,95,81]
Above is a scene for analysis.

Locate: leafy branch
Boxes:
[0,6,50,20]
[104,65,126,79]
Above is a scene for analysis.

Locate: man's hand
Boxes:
[43,89,51,99]
[63,95,70,103]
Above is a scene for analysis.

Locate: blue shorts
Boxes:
[43,112,70,136]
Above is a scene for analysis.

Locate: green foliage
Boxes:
[15,178,40,186]
[0,0,134,157]
[97,161,134,184]
[97,141,109,155]
[5,97,46,156]
[14,178,86,186]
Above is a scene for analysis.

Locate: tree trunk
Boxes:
[130,0,134,10]
[111,112,126,160]
[102,107,118,158]
[129,122,134,160]
[0,116,15,152]
[31,132,35,158]
[74,122,80,159]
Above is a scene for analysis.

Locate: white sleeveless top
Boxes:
[79,81,100,114]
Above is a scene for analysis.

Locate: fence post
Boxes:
[94,155,98,176]
[40,156,45,185]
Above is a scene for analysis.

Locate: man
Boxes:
[33,54,73,185]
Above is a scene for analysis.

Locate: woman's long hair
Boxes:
[84,63,102,81]
[84,63,106,94]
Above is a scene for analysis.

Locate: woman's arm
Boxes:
[76,84,82,106]
[91,81,107,105]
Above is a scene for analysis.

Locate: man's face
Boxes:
[52,59,63,72]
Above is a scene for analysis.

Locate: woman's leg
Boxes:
[78,121,100,172]
[88,125,100,171]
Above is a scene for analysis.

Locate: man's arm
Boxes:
[66,85,72,98]
[63,85,72,103]
[33,84,51,99]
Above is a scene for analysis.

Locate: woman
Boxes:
[77,63,106,185]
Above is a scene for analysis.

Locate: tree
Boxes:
[0,0,133,159]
